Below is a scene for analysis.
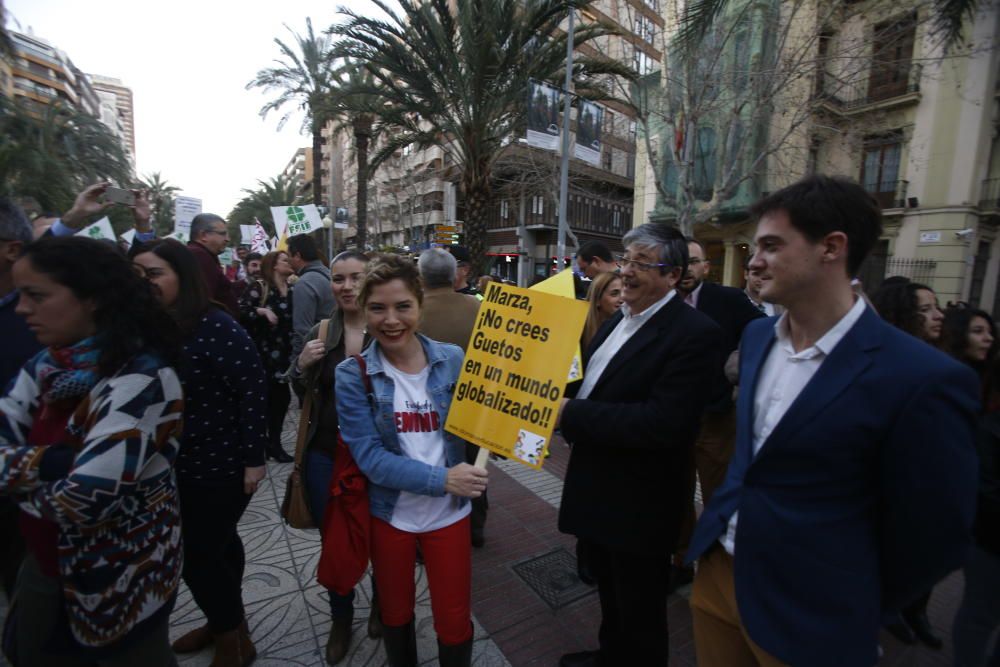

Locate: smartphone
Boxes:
[104,186,135,206]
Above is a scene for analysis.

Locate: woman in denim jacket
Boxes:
[335,254,488,667]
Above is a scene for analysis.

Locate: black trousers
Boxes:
[0,498,24,599]
[585,539,672,666]
[266,379,292,453]
[179,476,252,634]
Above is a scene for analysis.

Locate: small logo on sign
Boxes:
[513,429,547,466]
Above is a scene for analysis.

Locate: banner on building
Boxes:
[526,80,562,151]
[444,281,587,469]
[334,207,349,230]
[270,204,325,238]
[174,196,202,240]
[574,100,603,166]
[75,217,115,242]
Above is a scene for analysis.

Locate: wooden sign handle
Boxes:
[474,447,490,470]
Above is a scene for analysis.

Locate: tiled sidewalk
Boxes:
[0,409,974,666]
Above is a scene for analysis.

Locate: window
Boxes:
[604,109,616,136]
[693,127,717,201]
[861,133,902,208]
[628,120,637,144]
[634,15,655,44]
[531,196,544,215]
[602,149,613,171]
[869,13,917,102]
[500,200,509,219]
[634,48,656,76]
[815,30,833,97]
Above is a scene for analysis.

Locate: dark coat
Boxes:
[688,307,980,667]
[187,241,239,316]
[559,295,724,555]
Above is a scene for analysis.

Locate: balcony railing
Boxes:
[816,63,921,111]
[865,179,908,210]
[980,177,1000,212]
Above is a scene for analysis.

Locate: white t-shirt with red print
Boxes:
[380,352,470,533]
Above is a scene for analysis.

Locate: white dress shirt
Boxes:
[576,290,676,400]
[720,296,867,554]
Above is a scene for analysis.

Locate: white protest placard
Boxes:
[251,219,270,254]
[167,230,188,243]
[75,217,116,241]
[240,225,256,245]
[219,248,235,266]
[270,204,325,238]
[120,228,137,248]
[174,196,202,240]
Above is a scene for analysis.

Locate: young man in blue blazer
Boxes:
[687,175,980,666]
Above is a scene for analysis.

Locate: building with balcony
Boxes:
[89,74,136,165]
[633,0,1000,308]
[9,31,99,117]
[282,147,314,202]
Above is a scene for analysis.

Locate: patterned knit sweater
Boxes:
[0,352,184,647]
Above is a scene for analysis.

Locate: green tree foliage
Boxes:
[0,97,131,213]
[137,171,181,236]
[247,18,335,208]
[227,174,302,241]
[331,0,633,271]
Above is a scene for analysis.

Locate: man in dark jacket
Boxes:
[287,234,336,361]
[557,223,723,667]
[187,213,239,316]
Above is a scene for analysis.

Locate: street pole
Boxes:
[556,9,575,272]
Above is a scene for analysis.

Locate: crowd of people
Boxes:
[0,173,998,667]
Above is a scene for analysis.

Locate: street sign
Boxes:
[435,225,459,233]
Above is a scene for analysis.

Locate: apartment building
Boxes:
[282,146,315,203]
[9,31,99,117]
[633,0,1000,311]
[90,74,136,164]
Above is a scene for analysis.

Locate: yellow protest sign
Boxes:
[445,281,587,469]
[530,269,583,383]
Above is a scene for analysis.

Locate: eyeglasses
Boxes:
[616,254,670,272]
[206,229,229,236]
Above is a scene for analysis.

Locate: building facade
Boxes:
[634,0,1000,312]
[89,74,136,165]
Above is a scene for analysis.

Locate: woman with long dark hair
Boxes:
[288,250,377,664]
[335,254,487,667]
[1,236,183,666]
[239,249,296,462]
[870,279,946,649]
[943,306,996,375]
[133,239,268,667]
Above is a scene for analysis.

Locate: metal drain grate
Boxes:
[511,547,596,610]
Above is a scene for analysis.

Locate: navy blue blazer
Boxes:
[687,306,980,667]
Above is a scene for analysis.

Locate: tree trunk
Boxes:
[354,117,371,250]
[311,126,323,207]
[463,175,490,278]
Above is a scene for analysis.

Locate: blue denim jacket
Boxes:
[334,334,469,523]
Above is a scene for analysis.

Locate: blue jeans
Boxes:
[304,448,356,619]
[954,545,1000,666]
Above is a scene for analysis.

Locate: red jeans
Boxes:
[371,515,473,645]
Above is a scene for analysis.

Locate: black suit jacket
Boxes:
[559,295,724,555]
[693,282,764,410]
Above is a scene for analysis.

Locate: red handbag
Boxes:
[317,354,373,596]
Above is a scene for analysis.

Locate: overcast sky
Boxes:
[7,0,376,216]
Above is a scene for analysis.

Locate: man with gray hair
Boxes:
[556,223,723,667]
[416,248,489,546]
[187,213,239,316]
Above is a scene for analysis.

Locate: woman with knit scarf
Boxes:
[0,236,184,666]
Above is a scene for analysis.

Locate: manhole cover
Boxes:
[511,547,596,610]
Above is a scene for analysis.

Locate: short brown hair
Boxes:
[358,253,423,308]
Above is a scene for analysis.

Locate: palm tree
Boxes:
[247,18,335,207]
[332,0,633,271]
[0,96,131,211]
[227,174,302,239]
[138,171,180,236]
[320,59,381,250]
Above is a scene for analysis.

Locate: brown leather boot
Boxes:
[208,621,257,667]
[325,611,354,665]
[172,623,213,653]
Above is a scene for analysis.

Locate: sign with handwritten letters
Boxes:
[445,281,587,469]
